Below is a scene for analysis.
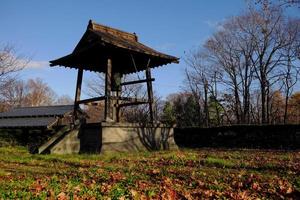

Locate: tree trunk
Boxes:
[284,89,289,124]
[204,80,209,127]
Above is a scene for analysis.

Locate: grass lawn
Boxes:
[0,147,299,199]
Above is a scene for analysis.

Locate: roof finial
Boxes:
[88,19,93,29]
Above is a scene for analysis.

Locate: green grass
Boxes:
[0,146,299,199]
[205,157,235,168]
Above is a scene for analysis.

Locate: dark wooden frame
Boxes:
[73,58,155,123]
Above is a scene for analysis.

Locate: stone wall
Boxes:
[99,122,177,153]
[48,122,178,154]
[50,129,80,154]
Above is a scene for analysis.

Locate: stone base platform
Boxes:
[49,122,178,154]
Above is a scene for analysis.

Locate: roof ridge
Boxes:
[88,20,138,42]
[13,105,73,109]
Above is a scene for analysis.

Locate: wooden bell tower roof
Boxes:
[50,20,179,74]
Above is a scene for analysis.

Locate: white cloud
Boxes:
[156,43,176,52]
[26,60,49,69]
[203,19,225,31]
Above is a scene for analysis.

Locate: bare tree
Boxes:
[24,78,57,106]
[184,49,215,127]
[0,44,29,111]
[0,44,27,85]
[278,19,300,123]
[248,4,300,123]
[256,0,300,8]
[0,79,27,111]
[185,1,299,125]
[56,95,73,105]
[199,14,257,124]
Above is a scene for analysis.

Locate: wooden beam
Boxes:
[74,68,83,103]
[115,90,120,122]
[74,68,83,118]
[104,58,112,121]
[118,101,148,107]
[111,96,147,102]
[77,96,106,105]
[146,67,154,123]
[120,78,155,86]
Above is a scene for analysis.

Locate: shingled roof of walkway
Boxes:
[0,105,74,128]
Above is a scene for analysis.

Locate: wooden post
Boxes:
[146,67,154,123]
[105,58,112,121]
[74,68,83,117]
[111,72,121,122]
[116,90,120,122]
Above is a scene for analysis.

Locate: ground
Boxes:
[0,147,299,199]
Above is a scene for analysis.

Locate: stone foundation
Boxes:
[49,122,177,154]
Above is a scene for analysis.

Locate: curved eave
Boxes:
[50,59,178,75]
[49,54,178,68]
[49,47,179,74]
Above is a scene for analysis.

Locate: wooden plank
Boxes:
[118,101,148,107]
[145,67,154,123]
[111,96,146,102]
[38,126,71,154]
[104,58,112,121]
[120,78,155,86]
[77,96,106,105]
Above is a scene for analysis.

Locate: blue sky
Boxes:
[0,0,280,99]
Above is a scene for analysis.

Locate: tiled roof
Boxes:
[0,105,74,128]
[88,21,178,61]
[0,117,57,128]
[49,20,179,74]
[0,105,74,118]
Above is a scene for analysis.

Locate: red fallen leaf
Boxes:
[35,184,43,193]
[163,177,173,185]
[251,182,260,191]
[31,179,45,193]
[168,188,177,199]
[161,187,177,200]
[286,187,293,194]
[72,194,81,200]
[203,190,213,197]
[57,192,68,200]
[237,191,250,199]
[151,169,160,175]
[197,180,205,188]
[232,181,243,189]
[185,160,195,167]
[110,171,124,182]
[101,183,112,193]
[137,180,149,190]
